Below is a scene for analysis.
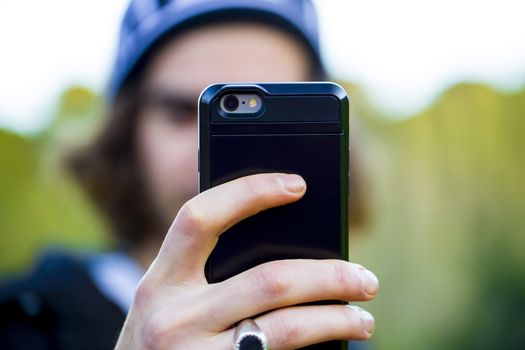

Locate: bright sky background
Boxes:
[1,0,524,133]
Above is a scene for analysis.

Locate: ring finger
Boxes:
[216,304,375,350]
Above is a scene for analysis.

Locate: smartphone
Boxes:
[199,82,349,350]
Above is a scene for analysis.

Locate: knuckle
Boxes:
[134,280,154,309]
[142,314,170,350]
[243,176,263,199]
[244,174,284,199]
[268,313,300,348]
[141,310,192,350]
[333,261,355,298]
[340,307,360,333]
[253,262,291,299]
[175,200,207,234]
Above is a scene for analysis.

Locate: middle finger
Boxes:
[206,259,379,330]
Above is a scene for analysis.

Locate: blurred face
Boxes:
[136,22,312,229]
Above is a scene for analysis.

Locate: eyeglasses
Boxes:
[139,89,198,125]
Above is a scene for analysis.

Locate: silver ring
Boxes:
[233,319,269,350]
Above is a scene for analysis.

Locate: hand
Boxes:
[115,173,379,350]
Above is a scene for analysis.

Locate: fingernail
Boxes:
[276,174,305,194]
[347,305,375,335]
[360,309,375,335]
[360,270,379,296]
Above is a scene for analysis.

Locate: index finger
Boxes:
[150,173,306,284]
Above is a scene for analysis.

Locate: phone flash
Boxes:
[248,98,257,108]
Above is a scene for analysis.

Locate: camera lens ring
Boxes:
[223,95,239,112]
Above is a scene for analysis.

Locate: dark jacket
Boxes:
[0,250,125,349]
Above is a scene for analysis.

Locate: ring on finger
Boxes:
[233,318,269,350]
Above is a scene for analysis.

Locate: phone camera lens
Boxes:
[223,95,239,112]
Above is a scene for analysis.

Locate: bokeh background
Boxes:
[1,1,524,349]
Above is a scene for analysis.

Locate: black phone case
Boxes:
[199,82,349,350]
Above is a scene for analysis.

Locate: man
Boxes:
[0,1,377,349]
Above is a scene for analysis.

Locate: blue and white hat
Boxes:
[108,0,324,98]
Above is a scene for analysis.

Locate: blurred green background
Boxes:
[1,81,524,349]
